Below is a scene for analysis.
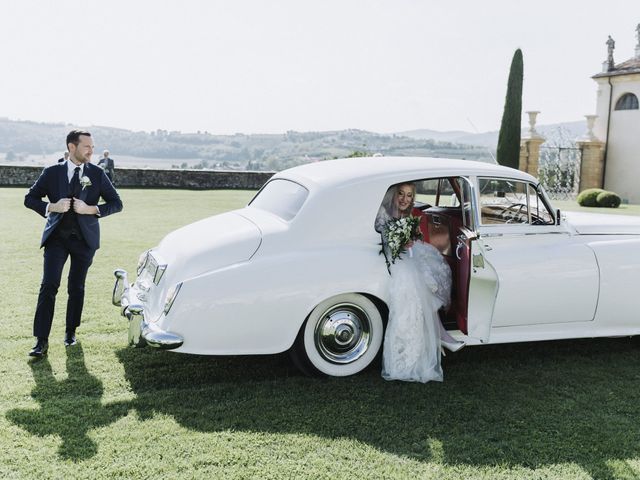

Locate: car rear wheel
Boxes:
[290,293,384,377]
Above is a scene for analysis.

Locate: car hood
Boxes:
[155,211,261,280]
[565,211,640,235]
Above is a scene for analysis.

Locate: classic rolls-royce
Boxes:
[112,156,640,377]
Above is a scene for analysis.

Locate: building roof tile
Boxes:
[594,56,640,78]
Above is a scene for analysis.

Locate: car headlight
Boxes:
[137,250,150,275]
[164,283,183,315]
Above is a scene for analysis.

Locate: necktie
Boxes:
[70,166,81,197]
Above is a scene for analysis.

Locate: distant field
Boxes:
[0,153,205,169]
[2,187,640,480]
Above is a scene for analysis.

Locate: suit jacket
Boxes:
[98,157,115,173]
[24,162,123,250]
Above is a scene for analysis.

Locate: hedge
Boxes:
[577,188,621,208]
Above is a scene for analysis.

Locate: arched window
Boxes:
[614,93,639,110]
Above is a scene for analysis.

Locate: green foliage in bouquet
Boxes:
[380,215,423,272]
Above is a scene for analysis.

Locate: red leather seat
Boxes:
[411,207,430,243]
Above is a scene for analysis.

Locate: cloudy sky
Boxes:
[1,1,638,135]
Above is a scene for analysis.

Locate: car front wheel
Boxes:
[291,293,384,377]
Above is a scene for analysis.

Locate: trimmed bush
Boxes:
[596,190,622,208]
[577,188,604,207]
[576,188,622,208]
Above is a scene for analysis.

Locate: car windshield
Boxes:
[478,178,554,225]
[248,179,309,221]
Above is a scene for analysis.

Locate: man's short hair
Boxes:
[66,129,91,149]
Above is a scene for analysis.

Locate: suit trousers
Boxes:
[33,233,96,338]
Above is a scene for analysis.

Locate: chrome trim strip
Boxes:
[163,282,182,315]
[137,250,149,275]
[479,231,570,238]
[153,263,167,285]
[144,251,168,285]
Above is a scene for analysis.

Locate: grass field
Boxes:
[2,187,640,480]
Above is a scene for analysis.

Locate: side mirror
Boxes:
[556,209,561,226]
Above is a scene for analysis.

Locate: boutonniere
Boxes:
[80,176,92,190]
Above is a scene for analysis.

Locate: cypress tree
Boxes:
[496,49,523,169]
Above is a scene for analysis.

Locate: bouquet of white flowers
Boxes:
[381,215,423,269]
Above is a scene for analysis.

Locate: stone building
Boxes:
[592,24,640,203]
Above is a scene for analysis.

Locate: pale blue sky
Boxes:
[1,0,638,134]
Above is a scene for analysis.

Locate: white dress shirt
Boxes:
[65,159,84,182]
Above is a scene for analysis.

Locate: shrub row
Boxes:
[576,188,621,208]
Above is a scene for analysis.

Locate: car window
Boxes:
[478,178,554,225]
[414,178,461,208]
[458,177,474,229]
[414,179,437,206]
[248,179,309,221]
[436,178,459,207]
[377,177,474,235]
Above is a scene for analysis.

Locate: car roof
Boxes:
[274,156,538,189]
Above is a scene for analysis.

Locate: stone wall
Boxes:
[0,165,274,190]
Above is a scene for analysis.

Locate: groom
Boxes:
[24,130,123,357]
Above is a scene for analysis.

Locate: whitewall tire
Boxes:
[292,293,384,377]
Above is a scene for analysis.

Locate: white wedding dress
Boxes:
[376,206,453,383]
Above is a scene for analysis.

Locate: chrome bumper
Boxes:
[113,269,184,350]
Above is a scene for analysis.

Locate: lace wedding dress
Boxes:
[376,204,453,383]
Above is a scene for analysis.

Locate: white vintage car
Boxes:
[113,156,640,377]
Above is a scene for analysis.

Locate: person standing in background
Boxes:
[57,151,69,163]
[97,149,115,183]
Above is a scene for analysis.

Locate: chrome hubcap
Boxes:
[314,303,371,364]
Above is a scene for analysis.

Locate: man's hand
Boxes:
[48,198,72,213]
[72,198,100,215]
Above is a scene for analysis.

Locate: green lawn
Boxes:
[554,199,640,217]
[2,187,640,480]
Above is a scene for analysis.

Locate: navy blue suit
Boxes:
[25,162,123,338]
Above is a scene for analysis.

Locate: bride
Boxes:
[375,182,463,383]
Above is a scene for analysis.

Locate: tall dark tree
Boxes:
[497,49,523,169]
